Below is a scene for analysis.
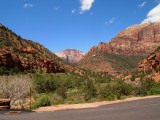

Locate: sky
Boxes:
[0,0,160,53]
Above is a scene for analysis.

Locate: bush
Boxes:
[9,67,20,74]
[33,74,56,93]
[0,66,9,75]
[0,75,32,106]
[137,78,160,96]
[98,79,134,100]
[98,84,117,101]
[83,80,97,101]
[33,73,84,93]
[106,93,116,101]
[39,95,51,106]
[56,85,67,99]
[149,87,160,95]
[0,66,20,75]
[32,95,51,109]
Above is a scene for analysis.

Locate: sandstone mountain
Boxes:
[130,46,160,82]
[138,46,160,72]
[0,24,65,73]
[55,49,85,63]
[78,22,160,75]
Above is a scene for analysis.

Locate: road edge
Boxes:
[35,95,160,112]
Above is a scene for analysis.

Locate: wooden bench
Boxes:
[0,99,10,109]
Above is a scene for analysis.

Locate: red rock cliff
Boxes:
[89,22,160,57]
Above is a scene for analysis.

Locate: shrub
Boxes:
[106,93,116,101]
[0,66,9,75]
[98,79,134,100]
[149,87,160,95]
[32,95,51,109]
[9,67,20,74]
[56,85,67,99]
[83,80,97,101]
[38,95,51,106]
[33,74,56,93]
[0,75,32,106]
[137,78,159,96]
[98,84,116,101]
[0,66,21,75]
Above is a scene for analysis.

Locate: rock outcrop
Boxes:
[55,49,85,63]
[138,46,160,72]
[78,22,160,74]
[89,22,160,57]
[0,24,65,73]
[135,46,160,82]
[0,49,64,73]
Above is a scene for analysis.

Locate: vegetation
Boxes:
[0,70,159,109]
[0,66,20,75]
[78,51,143,74]
[30,72,160,109]
[0,75,32,106]
[31,95,51,109]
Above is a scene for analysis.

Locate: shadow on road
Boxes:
[0,109,34,115]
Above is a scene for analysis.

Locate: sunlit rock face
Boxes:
[55,49,85,63]
[78,22,160,74]
[89,22,160,57]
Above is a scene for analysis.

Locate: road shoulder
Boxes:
[35,95,160,112]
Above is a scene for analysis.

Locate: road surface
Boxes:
[1,97,160,120]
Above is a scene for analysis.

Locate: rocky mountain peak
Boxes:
[55,49,85,63]
[88,22,160,57]
[78,22,160,75]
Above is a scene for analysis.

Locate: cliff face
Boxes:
[0,24,65,73]
[78,22,160,74]
[138,46,160,72]
[55,49,85,63]
[90,22,160,57]
[136,46,160,82]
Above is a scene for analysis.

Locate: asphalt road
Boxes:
[1,97,160,120]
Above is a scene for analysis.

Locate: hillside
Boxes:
[55,49,85,63]
[138,46,160,72]
[78,22,160,75]
[0,24,65,73]
[137,46,160,82]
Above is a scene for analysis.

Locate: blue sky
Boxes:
[0,0,160,53]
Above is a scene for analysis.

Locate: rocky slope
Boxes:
[127,46,160,82]
[78,22,160,74]
[55,49,85,63]
[0,24,65,73]
[138,46,160,72]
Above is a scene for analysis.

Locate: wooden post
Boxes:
[30,87,32,110]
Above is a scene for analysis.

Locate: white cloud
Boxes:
[138,1,147,8]
[142,4,160,23]
[105,18,116,24]
[24,4,33,8]
[79,0,95,14]
[54,6,60,11]
[71,9,76,14]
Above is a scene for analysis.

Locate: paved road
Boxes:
[1,97,160,120]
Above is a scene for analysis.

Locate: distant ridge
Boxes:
[55,49,85,63]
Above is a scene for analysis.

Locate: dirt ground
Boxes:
[35,95,160,112]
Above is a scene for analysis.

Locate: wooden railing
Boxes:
[0,99,10,109]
